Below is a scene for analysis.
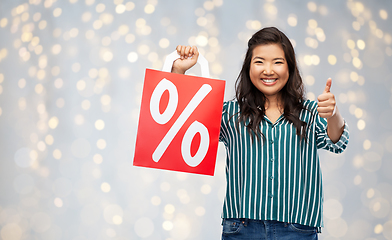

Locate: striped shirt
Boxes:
[219,99,349,229]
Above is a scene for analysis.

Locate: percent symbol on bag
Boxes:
[150,78,212,167]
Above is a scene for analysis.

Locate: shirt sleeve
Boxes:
[219,101,229,145]
[315,113,349,154]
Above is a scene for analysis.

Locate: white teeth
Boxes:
[262,79,276,83]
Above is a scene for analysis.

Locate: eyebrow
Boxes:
[252,56,285,61]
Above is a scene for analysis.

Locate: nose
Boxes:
[263,64,274,75]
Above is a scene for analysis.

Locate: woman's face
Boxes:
[249,43,289,100]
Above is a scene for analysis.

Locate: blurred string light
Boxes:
[0,0,391,239]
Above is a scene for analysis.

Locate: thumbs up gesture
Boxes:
[317,78,336,119]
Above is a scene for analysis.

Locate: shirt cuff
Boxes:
[324,120,349,153]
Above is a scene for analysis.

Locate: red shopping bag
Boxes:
[133,51,225,176]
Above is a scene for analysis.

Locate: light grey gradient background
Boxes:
[0,0,391,239]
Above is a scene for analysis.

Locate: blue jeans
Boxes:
[222,218,318,240]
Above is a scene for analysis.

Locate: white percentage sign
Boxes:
[150,78,212,167]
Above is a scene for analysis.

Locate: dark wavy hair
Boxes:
[235,27,307,141]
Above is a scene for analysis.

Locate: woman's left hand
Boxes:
[317,78,345,143]
[317,78,336,119]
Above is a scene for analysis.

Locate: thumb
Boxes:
[323,78,332,93]
[190,46,199,60]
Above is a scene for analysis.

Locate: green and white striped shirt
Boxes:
[219,99,349,228]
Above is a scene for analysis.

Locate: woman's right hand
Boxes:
[171,45,199,74]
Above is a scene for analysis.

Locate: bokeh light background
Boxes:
[0,0,392,239]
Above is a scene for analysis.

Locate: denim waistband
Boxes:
[222,218,322,233]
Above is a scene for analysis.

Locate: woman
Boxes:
[172,27,349,240]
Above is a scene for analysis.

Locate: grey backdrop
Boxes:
[0,0,392,239]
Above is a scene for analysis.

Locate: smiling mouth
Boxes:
[261,78,277,83]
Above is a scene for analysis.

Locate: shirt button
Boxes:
[269,194,274,198]
[270,176,274,180]
[270,140,274,144]
[270,158,274,162]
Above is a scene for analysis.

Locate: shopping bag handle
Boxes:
[162,50,210,78]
